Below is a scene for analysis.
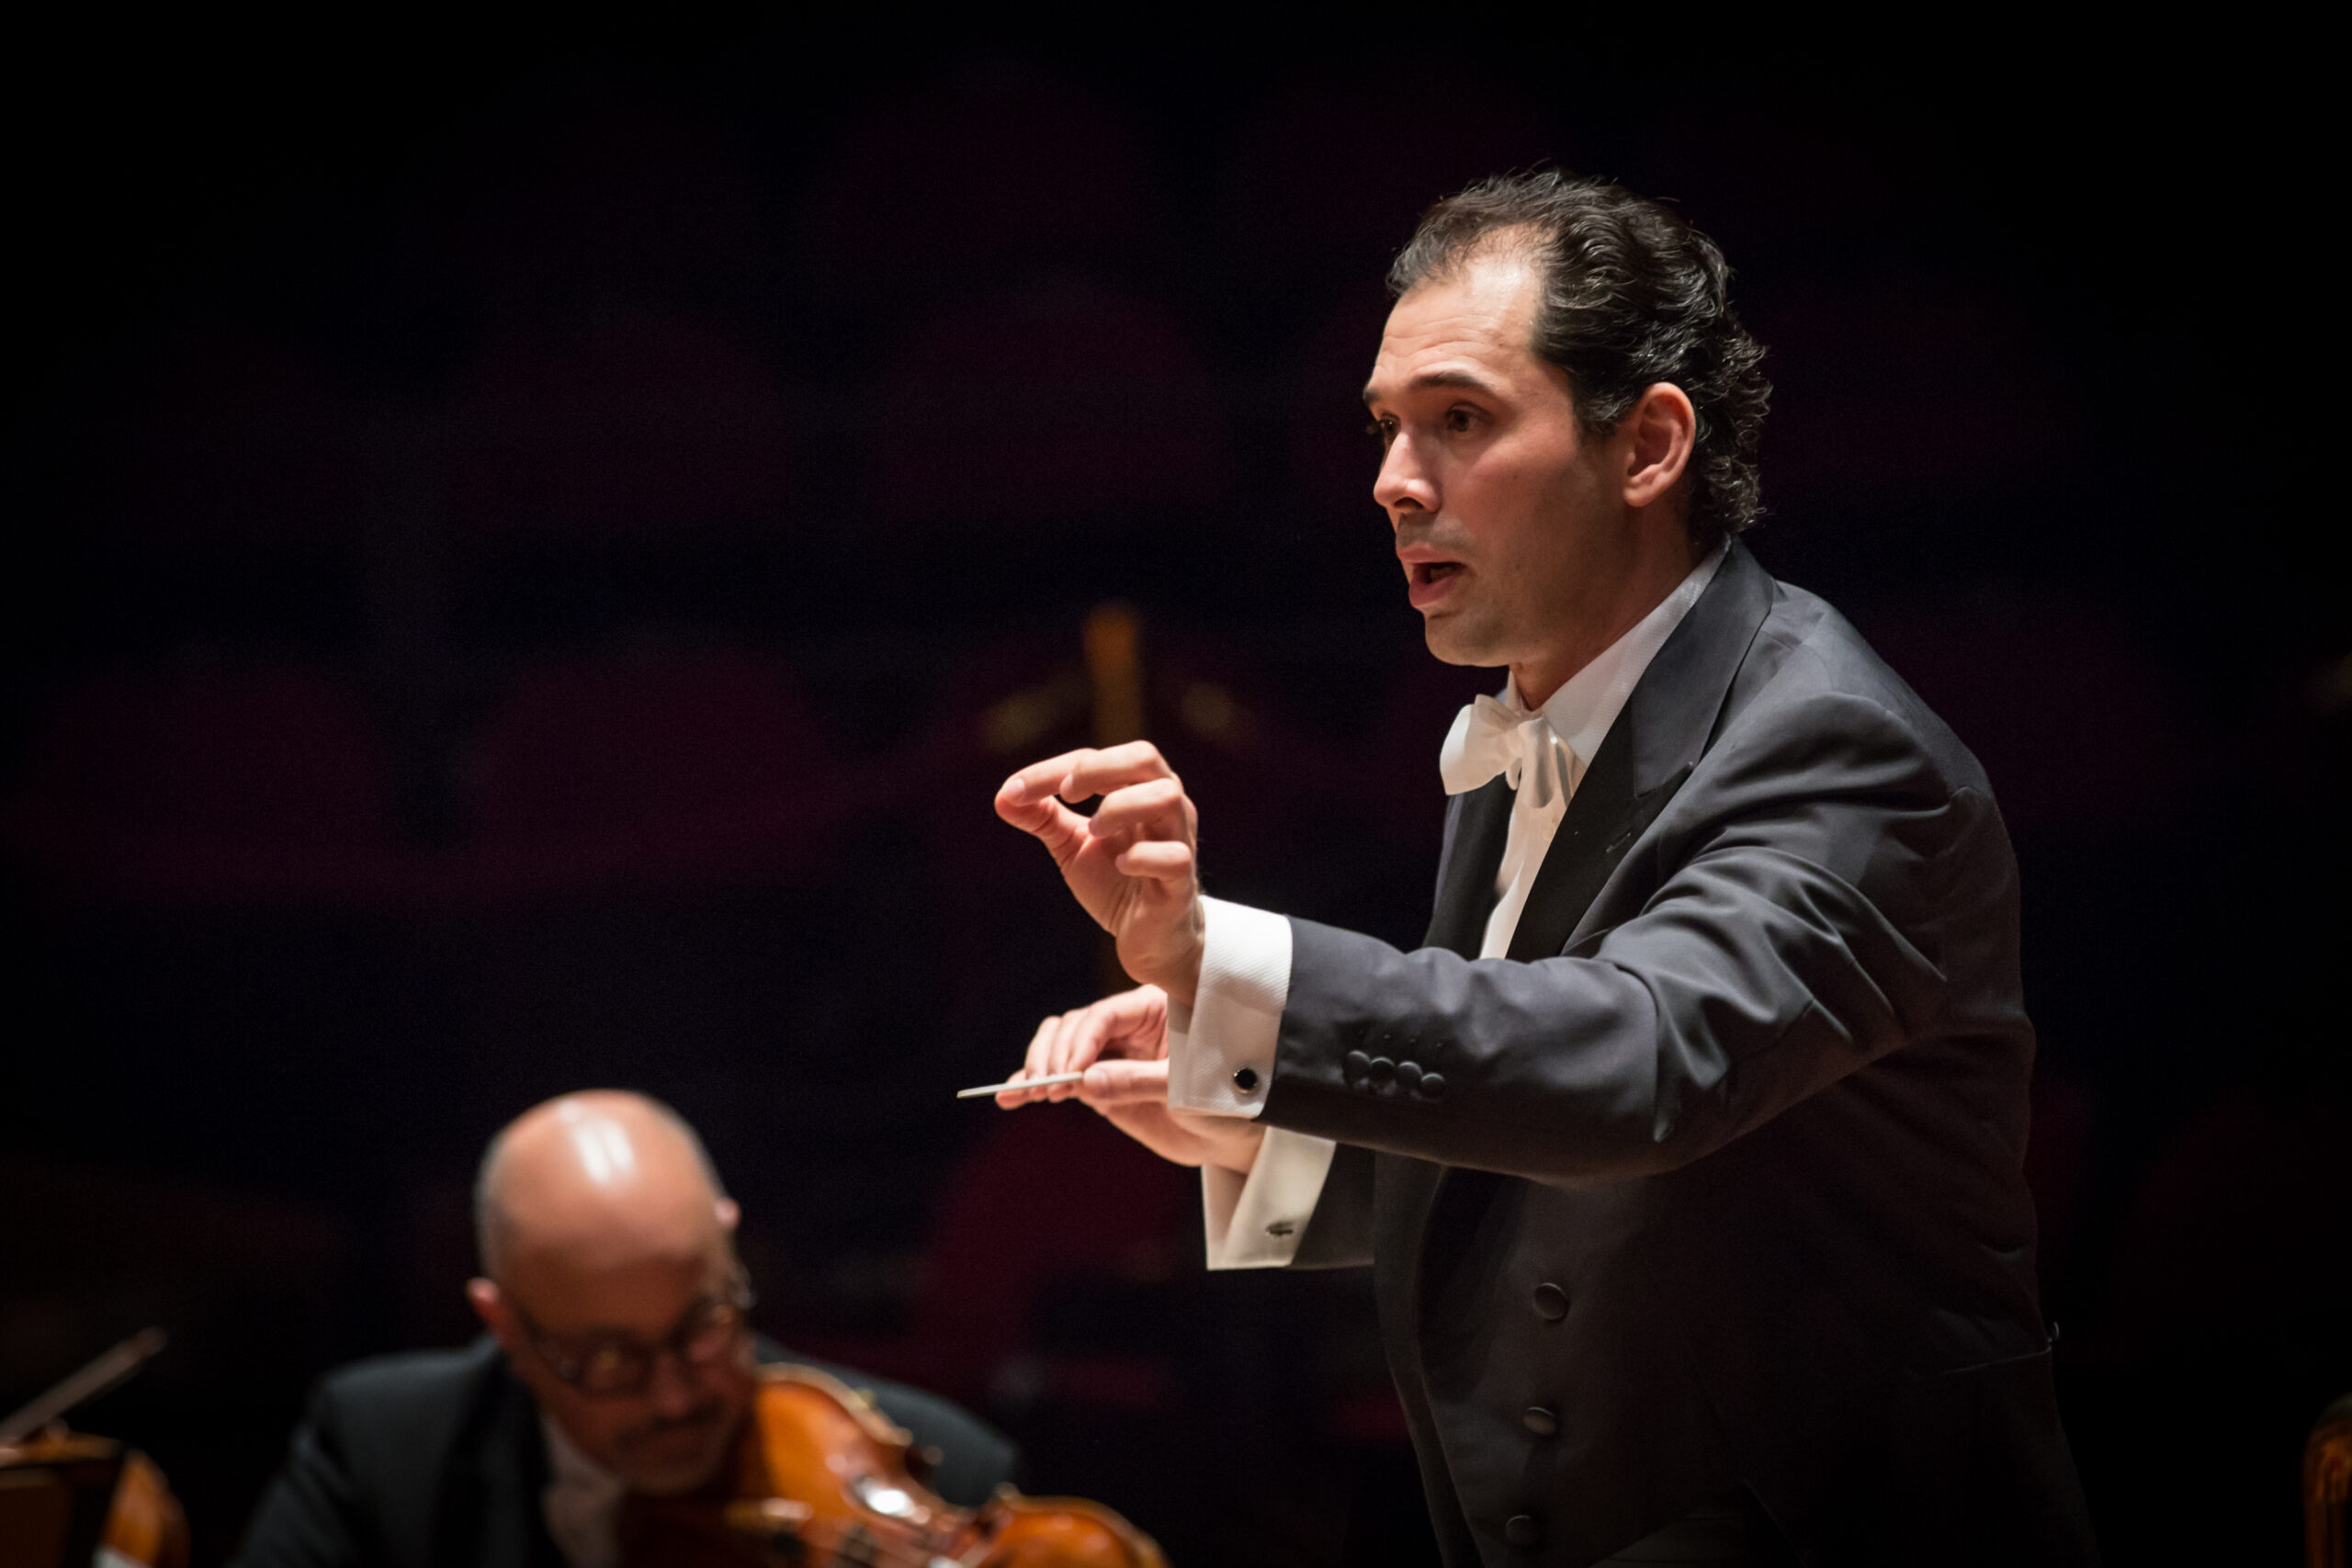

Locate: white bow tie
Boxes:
[1439,694,1581,811]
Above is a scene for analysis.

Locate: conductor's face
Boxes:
[1365,242,1693,705]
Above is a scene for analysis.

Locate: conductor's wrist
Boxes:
[1124,904,1205,1009]
[1159,940,1203,1010]
[1125,950,1200,1010]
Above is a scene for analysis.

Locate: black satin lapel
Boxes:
[1624,541,1778,791]
[1422,776,1513,958]
[1504,544,1777,963]
[1504,751,1693,963]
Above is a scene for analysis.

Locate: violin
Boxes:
[619,1362,1168,1567]
[0,1329,189,1568]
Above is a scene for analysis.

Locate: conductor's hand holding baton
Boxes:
[981,742,1264,1176]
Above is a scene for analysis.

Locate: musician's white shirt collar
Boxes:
[541,1411,624,1568]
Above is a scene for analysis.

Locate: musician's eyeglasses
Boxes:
[511,1274,756,1399]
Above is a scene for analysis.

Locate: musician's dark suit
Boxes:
[231,1337,1015,1568]
[1271,543,2098,1565]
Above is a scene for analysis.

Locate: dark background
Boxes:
[3,20,2343,1565]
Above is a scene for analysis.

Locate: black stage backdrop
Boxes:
[1,21,2341,1566]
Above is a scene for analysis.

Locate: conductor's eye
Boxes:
[1367,417,1397,447]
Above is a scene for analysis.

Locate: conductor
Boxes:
[991,173,2098,1565]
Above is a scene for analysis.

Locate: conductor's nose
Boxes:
[1374,433,1438,520]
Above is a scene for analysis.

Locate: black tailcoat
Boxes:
[1272,544,2098,1566]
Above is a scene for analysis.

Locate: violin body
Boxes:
[0,1432,188,1568]
[107,1450,190,1568]
[621,1363,1166,1568]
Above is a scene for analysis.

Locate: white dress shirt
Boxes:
[541,1412,625,1568]
[1173,545,1726,1268]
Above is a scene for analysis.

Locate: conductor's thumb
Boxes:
[1080,1057,1170,1106]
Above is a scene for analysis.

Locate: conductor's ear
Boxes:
[1622,381,1697,510]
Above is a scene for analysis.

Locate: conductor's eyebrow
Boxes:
[1362,368,1505,405]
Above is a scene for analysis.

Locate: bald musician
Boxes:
[233,1091,1013,1568]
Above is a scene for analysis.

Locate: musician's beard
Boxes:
[611,1397,738,1495]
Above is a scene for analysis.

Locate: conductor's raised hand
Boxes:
[995,741,1205,1004]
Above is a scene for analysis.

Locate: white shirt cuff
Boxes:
[1203,1127,1338,1269]
[1166,897,1291,1118]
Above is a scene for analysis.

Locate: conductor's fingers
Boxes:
[1113,840,1194,884]
[998,749,1091,810]
[1086,777,1191,846]
[1052,995,1148,1075]
[1023,1009,1070,1078]
[1079,1056,1170,1106]
[1054,741,1176,801]
[1041,1009,1091,1100]
[1040,1007,1096,1087]
[1091,985,1170,1059]
[997,1010,1080,1107]
[1020,1010,1057,1077]
[991,780,1091,858]
[999,742,1174,809]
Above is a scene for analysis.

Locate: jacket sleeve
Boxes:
[1262,690,1996,1182]
[229,1383,379,1568]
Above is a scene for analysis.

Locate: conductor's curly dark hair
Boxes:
[1388,171,1771,552]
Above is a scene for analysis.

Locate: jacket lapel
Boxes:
[1505,542,1776,962]
[1423,776,1514,958]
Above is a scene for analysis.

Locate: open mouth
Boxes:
[1405,558,1464,609]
